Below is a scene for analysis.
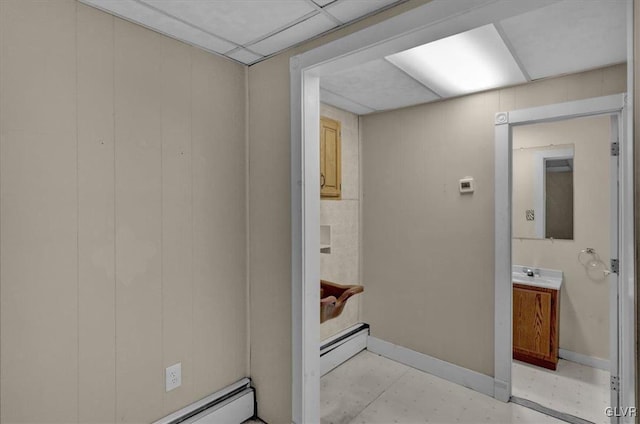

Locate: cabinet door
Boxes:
[513,286,552,357]
[320,116,341,199]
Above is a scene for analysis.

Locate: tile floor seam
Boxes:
[323,351,568,424]
[346,361,411,424]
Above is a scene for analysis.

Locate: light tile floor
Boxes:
[321,351,563,424]
[512,359,610,424]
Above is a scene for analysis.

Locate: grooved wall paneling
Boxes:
[0,2,247,422]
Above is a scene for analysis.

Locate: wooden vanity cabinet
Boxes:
[512,284,560,370]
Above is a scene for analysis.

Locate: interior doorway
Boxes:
[494,94,631,424]
[509,113,618,424]
[291,2,635,423]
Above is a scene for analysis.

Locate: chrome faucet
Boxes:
[523,267,540,277]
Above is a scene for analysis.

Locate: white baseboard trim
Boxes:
[320,324,369,376]
[152,378,255,424]
[559,349,610,371]
[367,337,495,398]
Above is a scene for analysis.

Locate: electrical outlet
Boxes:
[165,363,182,392]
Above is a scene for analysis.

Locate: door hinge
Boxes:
[611,259,619,274]
[611,375,620,392]
[611,141,619,156]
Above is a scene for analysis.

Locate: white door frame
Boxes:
[493,93,635,423]
[290,1,635,423]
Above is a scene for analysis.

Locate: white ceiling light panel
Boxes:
[249,14,336,56]
[386,24,527,98]
[499,0,627,80]
[320,59,440,111]
[140,0,316,46]
[325,0,400,23]
[81,0,236,53]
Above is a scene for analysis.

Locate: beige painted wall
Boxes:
[247,2,433,422]
[0,1,247,422]
[360,65,626,377]
[512,117,611,360]
[320,103,361,341]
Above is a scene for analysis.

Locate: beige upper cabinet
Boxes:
[320,116,341,199]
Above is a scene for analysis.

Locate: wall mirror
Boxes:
[512,144,575,240]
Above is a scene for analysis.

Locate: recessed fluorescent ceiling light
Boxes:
[386,24,526,98]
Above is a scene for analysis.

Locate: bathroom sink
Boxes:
[512,265,563,290]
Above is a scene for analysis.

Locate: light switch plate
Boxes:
[459,176,475,193]
[166,363,182,392]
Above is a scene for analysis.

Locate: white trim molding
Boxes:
[367,337,495,397]
[152,378,255,424]
[320,324,369,376]
[558,349,610,372]
[494,93,634,421]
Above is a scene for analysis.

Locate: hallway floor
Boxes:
[321,351,562,424]
[512,359,610,424]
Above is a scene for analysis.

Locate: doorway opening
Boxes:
[505,110,621,424]
[494,93,633,424]
[291,2,635,424]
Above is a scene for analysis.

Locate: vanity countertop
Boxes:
[512,265,563,291]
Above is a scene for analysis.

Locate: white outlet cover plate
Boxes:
[166,363,182,392]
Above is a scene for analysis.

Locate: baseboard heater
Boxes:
[320,323,369,376]
[152,378,255,424]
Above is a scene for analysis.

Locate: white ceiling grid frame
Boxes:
[320,58,440,111]
[312,0,337,6]
[79,0,409,65]
[325,0,401,23]
[249,14,338,56]
[304,0,343,25]
[499,0,628,80]
[80,0,237,54]
[319,89,375,115]
[226,49,263,64]
[140,0,317,46]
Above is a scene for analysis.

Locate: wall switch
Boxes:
[166,363,182,392]
[459,177,475,194]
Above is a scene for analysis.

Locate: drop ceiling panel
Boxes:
[320,89,375,115]
[325,0,399,23]
[320,59,440,112]
[249,14,337,56]
[140,0,316,46]
[226,49,263,65]
[499,0,627,80]
[313,0,338,6]
[81,0,412,65]
[81,0,236,53]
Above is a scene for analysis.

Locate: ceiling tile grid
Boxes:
[249,13,337,56]
[320,0,627,115]
[499,0,627,80]
[319,89,375,115]
[140,0,316,46]
[80,0,238,53]
[321,59,440,112]
[79,0,628,115]
[79,0,406,65]
[324,0,399,23]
